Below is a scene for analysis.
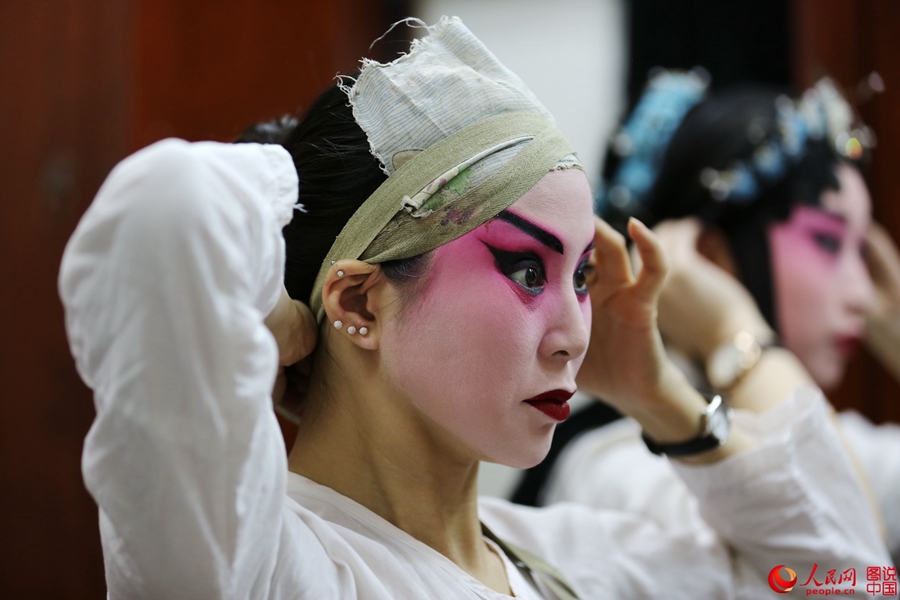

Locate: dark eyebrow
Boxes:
[496,210,564,254]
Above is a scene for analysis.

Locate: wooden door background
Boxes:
[1,1,897,596]
[0,1,399,596]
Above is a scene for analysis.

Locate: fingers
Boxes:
[265,284,320,367]
[589,215,669,305]
[628,218,668,303]
[292,300,319,362]
[591,215,633,287]
[276,299,318,367]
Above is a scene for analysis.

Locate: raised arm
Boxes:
[574,215,891,593]
[59,139,300,598]
[576,216,754,464]
[650,218,814,414]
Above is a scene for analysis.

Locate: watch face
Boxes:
[707,332,763,390]
[707,344,742,389]
[708,405,732,442]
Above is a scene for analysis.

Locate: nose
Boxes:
[842,251,875,317]
[540,288,590,363]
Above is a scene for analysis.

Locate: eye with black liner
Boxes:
[574,258,594,296]
[483,243,546,294]
[812,232,842,255]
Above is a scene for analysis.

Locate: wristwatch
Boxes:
[706,330,777,392]
[642,394,732,457]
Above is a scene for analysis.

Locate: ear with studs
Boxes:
[342,324,369,337]
[321,259,381,351]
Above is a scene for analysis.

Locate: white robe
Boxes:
[59,138,891,599]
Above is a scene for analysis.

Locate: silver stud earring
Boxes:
[333,320,343,330]
[337,270,344,277]
[330,260,336,265]
[347,325,357,335]
[359,326,368,336]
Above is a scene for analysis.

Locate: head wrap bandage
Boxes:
[308,16,581,322]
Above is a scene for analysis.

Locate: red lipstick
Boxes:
[524,390,575,421]
[835,335,860,357]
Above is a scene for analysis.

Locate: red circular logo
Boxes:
[768,565,798,593]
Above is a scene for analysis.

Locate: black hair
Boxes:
[235,82,430,312]
[645,86,843,225]
[601,84,860,330]
[235,115,300,145]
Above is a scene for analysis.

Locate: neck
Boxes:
[287,349,490,571]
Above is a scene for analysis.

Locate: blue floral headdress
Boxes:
[597,70,876,216]
[699,77,875,203]
[598,69,709,215]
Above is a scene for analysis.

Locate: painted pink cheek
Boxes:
[778,206,854,264]
[434,230,498,276]
[772,226,834,288]
[430,230,538,314]
[772,222,840,273]
[777,232,816,262]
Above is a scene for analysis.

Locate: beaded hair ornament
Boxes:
[598,69,877,216]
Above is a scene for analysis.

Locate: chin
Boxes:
[495,435,554,470]
[810,361,846,393]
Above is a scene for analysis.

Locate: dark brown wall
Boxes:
[794,0,900,424]
[131,0,392,148]
[0,2,132,595]
[0,2,395,596]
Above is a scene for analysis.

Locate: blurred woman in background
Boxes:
[514,70,900,565]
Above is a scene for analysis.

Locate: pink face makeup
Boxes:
[478,208,594,306]
[377,169,595,468]
[769,164,874,390]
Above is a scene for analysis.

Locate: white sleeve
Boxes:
[672,387,893,595]
[837,410,900,562]
[542,416,711,535]
[535,387,893,597]
[59,138,298,598]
